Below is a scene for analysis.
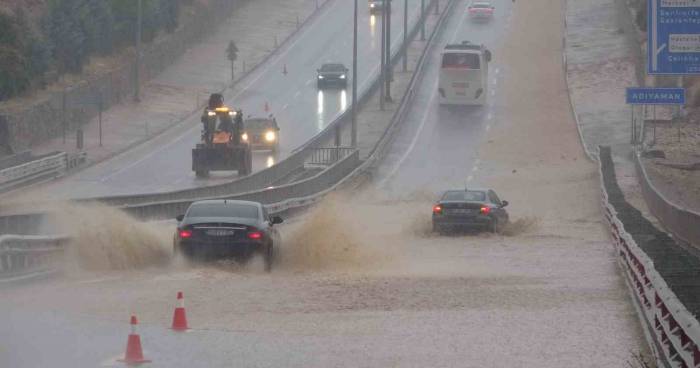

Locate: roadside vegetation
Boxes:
[0,0,184,101]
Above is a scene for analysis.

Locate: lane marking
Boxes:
[379,78,440,187]
[471,165,479,172]
[466,175,474,182]
[294,91,301,99]
[486,112,493,120]
[485,124,491,132]
[305,79,313,86]
[282,103,290,110]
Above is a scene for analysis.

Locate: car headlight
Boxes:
[340,74,346,79]
[370,3,375,7]
[207,111,216,117]
[264,131,276,142]
[318,75,324,79]
[229,111,237,116]
[241,133,249,142]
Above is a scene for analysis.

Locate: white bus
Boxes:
[438,42,491,106]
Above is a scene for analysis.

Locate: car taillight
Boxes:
[480,206,491,215]
[247,231,263,240]
[179,230,192,238]
[433,205,443,214]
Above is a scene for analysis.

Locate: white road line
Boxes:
[485,124,491,132]
[305,79,313,86]
[450,5,470,42]
[294,91,301,99]
[98,0,342,181]
[282,103,290,110]
[379,78,440,187]
[471,165,479,172]
[487,112,493,120]
[490,90,496,97]
[466,175,474,182]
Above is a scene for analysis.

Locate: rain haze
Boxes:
[2,0,699,367]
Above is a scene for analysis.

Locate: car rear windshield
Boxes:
[187,203,259,219]
[442,190,486,202]
[442,53,480,69]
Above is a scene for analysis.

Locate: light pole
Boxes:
[420,0,425,41]
[380,3,386,110]
[385,0,392,102]
[134,0,142,103]
[351,0,358,147]
[403,0,408,72]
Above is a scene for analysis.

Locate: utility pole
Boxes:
[380,3,386,110]
[351,0,359,147]
[420,0,425,41]
[403,0,408,72]
[134,0,142,103]
[385,0,392,102]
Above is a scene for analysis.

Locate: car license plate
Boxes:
[449,209,472,215]
[206,229,235,236]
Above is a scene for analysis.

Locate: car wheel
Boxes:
[195,170,209,178]
[264,244,273,272]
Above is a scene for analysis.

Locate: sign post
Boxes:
[625,87,686,145]
[648,0,700,75]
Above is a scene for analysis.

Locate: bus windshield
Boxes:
[441,53,480,69]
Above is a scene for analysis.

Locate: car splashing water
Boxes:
[47,203,171,271]
[279,194,395,272]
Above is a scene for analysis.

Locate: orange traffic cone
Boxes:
[264,101,270,113]
[118,315,151,365]
[171,291,189,331]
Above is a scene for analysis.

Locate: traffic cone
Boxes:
[264,101,270,113]
[171,291,189,331]
[118,315,151,365]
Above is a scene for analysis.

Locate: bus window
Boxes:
[441,53,480,69]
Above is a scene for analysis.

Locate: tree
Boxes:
[46,0,87,73]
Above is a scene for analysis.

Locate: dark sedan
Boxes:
[317,63,349,89]
[174,200,283,271]
[432,188,509,234]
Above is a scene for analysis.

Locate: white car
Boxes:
[467,1,495,20]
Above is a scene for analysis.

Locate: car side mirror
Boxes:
[485,49,492,63]
[501,200,509,208]
[176,214,184,222]
[270,216,284,225]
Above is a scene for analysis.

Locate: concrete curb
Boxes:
[561,0,598,163]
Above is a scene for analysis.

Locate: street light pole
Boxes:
[380,3,386,110]
[420,0,425,41]
[385,0,392,102]
[351,0,358,147]
[403,0,408,72]
[134,0,142,103]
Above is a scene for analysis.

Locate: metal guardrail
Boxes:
[77,0,437,208]
[635,152,700,252]
[305,147,355,167]
[600,146,700,368]
[0,152,68,194]
[0,235,68,280]
[118,149,360,220]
